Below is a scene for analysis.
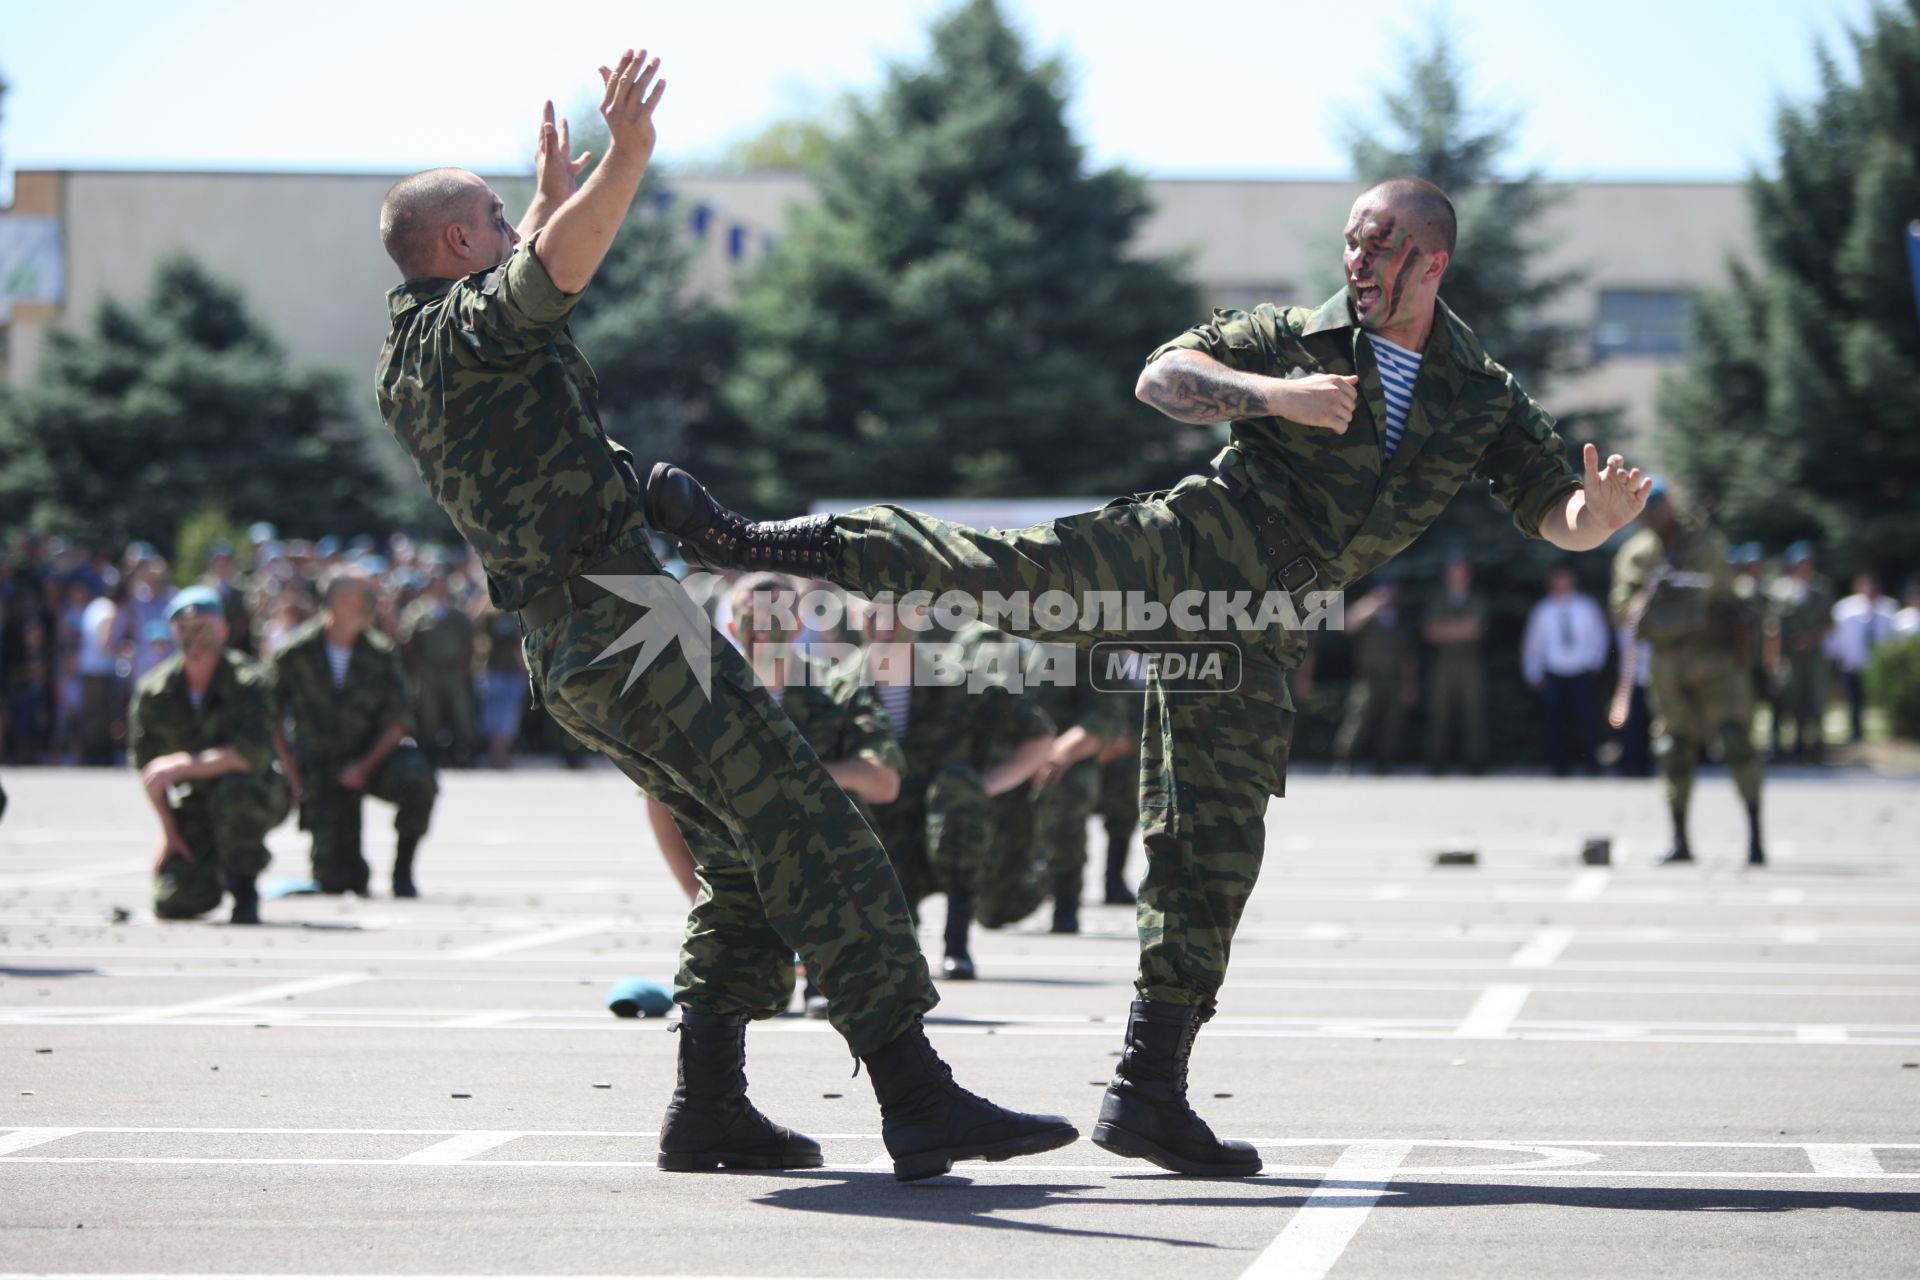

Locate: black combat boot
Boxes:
[227,872,261,926]
[941,891,977,980]
[1091,1000,1262,1176]
[1049,871,1081,935]
[656,1012,823,1171]
[861,1020,1078,1181]
[1746,800,1766,867]
[1656,805,1694,865]
[392,835,420,899]
[645,463,840,574]
[1103,835,1136,906]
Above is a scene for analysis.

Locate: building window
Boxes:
[1591,290,1691,358]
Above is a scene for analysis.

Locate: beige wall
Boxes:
[2,167,1751,453]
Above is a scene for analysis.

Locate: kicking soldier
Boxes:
[650,175,1651,1176]
[373,49,1072,1181]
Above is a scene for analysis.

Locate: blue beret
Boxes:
[165,585,224,620]
[606,977,675,1019]
[1784,540,1816,568]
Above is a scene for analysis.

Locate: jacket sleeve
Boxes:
[1475,362,1583,540]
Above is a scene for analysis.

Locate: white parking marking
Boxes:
[1804,1144,1884,1176]
[1564,870,1611,901]
[1455,984,1533,1038]
[0,1127,82,1155]
[1240,1141,1412,1280]
[1509,926,1575,969]
[397,1131,525,1164]
[450,920,615,959]
[92,971,372,1024]
[1794,1024,1850,1043]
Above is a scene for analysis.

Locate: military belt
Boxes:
[1210,476,1322,597]
[516,546,657,632]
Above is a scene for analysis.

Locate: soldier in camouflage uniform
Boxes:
[1094,681,1145,905]
[1332,581,1417,774]
[400,571,478,766]
[1610,485,1765,866]
[1765,541,1832,762]
[860,610,1054,979]
[272,571,439,898]
[653,176,1651,1177]
[130,587,289,925]
[372,56,1072,1182]
[1422,557,1489,774]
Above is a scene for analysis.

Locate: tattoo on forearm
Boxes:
[1142,359,1270,423]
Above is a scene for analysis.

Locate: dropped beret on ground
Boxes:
[606,977,674,1018]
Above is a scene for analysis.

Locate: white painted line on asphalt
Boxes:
[449,920,615,959]
[1371,883,1409,900]
[92,971,373,1025]
[0,858,143,890]
[1769,888,1808,905]
[438,1011,529,1028]
[397,1131,525,1164]
[1239,1141,1412,1280]
[1455,984,1532,1038]
[1804,1144,1884,1176]
[1780,926,1822,943]
[1563,870,1611,901]
[1509,926,1574,969]
[1794,1024,1851,1043]
[0,1127,82,1155]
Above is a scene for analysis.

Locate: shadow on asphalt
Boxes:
[0,965,97,978]
[754,1172,1222,1246]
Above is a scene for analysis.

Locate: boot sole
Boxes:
[893,1121,1080,1182]
[656,1150,826,1172]
[1090,1121,1263,1177]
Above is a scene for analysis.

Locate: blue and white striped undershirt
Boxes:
[1369,334,1424,458]
[876,681,913,742]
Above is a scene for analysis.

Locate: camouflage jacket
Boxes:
[400,599,475,668]
[129,650,277,774]
[270,618,413,763]
[1768,576,1836,655]
[1023,642,1127,742]
[375,239,648,613]
[1149,293,1583,590]
[1610,521,1739,652]
[876,624,1055,792]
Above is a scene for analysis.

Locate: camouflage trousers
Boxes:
[1098,739,1141,856]
[1649,643,1763,816]
[300,746,438,894]
[1425,651,1488,772]
[872,764,997,914]
[525,536,935,1055]
[832,478,1294,1015]
[1333,668,1407,770]
[153,771,291,920]
[1774,654,1828,753]
[977,785,1048,929]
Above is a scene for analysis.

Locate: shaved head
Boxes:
[379,168,492,278]
[1358,176,1457,257]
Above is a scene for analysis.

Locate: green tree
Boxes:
[1660,0,1920,580]
[720,113,841,173]
[722,0,1199,511]
[0,255,405,554]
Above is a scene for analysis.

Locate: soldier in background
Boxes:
[475,600,528,769]
[1611,483,1765,866]
[1022,642,1127,935]
[1765,541,1832,762]
[1421,556,1488,775]
[1094,683,1144,906]
[129,587,289,924]
[272,571,439,897]
[1333,581,1417,775]
[401,570,477,766]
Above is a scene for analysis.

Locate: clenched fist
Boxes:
[1278,373,1360,433]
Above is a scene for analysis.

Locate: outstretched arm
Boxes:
[533,49,667,295]
[1541,444,1652,552]
[517,101,592,243]
[1136,349,1359,431]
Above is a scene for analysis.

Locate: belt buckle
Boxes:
[1278,556,1319,595]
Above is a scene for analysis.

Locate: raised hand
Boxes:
[596,48,666,162]
[1283,373,1360,433]
[534,100,592,203]
[1580,443,1652,533]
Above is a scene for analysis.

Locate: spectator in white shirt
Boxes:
[1522,567,1611,775]
[1894,577,1920,637]
[1830,574,1898,742]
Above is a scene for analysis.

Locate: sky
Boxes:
[0,0,1882,184]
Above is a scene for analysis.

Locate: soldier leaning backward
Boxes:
[651,175,1655,1177]
[372,47,1073,1182]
